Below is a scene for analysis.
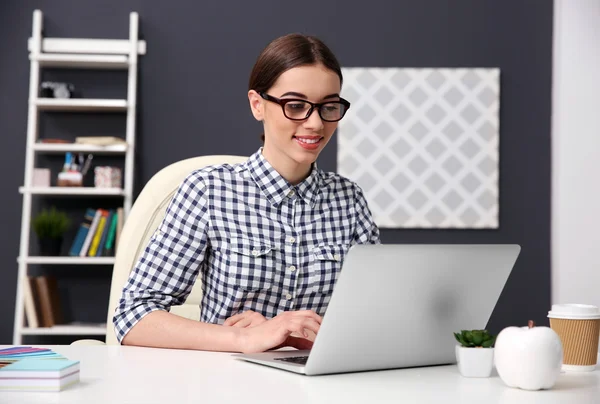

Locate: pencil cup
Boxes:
[57,171,82,187]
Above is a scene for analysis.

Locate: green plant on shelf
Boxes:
[32,207,70,239]
[32,207,70,256]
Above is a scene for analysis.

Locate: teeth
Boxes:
[297,138,320,144]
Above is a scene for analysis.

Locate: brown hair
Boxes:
[248,34,343,142]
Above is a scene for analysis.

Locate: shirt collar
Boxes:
[246,148,321,208]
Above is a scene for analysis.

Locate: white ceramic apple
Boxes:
[494,320,563,390]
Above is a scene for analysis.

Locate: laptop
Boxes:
[233,244,521,375]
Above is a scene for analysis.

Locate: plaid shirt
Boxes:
[113,148,380,343]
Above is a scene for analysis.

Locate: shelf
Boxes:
[33,143,127,154]
[21,323,107,336]
[34,98,128,112]
[32,53,129,69]
[19,256,116,265]
[19,186,125,196]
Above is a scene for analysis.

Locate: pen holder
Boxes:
[94,166,122,188]
[57,171,83,187]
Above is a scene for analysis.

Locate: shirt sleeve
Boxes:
[112,172,210,343]
[352,183,381,245]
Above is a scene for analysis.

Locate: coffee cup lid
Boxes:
[547,304,600,320]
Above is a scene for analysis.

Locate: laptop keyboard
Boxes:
[274,356,309,365]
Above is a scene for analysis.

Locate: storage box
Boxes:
[94,166,122,188]
[32,168,51,187]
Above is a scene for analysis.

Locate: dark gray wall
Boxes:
[0,0,553,343]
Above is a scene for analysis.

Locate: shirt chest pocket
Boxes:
[309,244,346,294]
[226,238,276,292]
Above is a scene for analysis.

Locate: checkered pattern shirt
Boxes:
[113,148,380,343]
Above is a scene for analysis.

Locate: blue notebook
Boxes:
[0,359,80,378]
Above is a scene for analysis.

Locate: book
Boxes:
[0,359,80,392]
[38,138,70,144]
[75,136,126,146]
[23,277,38,328]
[103,212,119,256]
[96,210,113,256]
[88,210,109,256]
[0,358,79,378]
[68,208,96,256]
[116,207,124,251]
[0,347,67,368]
[80,209,102,257]
[33,276,63,327]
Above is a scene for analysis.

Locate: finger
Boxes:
[293,310,323,324]
[289,321,318,339]
[223,312,245,326]
[295,318,320,336]
[233,318,252,328]
[284,336,314,351]
[303,329,317,342]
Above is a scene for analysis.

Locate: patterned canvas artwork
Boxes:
[337,68,500,229]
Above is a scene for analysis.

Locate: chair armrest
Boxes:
[70,339,106,346]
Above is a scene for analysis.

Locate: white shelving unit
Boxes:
[13,10,146,344]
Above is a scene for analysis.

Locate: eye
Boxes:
[287,103,307,110]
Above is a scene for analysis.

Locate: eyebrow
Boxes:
[279,91,340,100]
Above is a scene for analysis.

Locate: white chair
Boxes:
[72,155,248,345]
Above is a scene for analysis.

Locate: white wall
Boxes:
[552,0,600,309]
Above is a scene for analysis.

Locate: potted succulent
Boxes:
[32,207,70,256]
[454,329,496,378]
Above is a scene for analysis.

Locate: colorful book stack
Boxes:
[0,347,80,392]
[68,207,124,257]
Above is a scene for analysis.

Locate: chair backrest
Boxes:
[104,155,248,345]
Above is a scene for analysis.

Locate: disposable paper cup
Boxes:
[548,304,600,372]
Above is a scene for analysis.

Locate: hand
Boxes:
[238,310,322,354]
[223,310,267,328]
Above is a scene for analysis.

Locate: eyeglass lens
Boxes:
[284,101,347,121]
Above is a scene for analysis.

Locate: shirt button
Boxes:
[287,236,296,244]
[286,293,293,300]
[252,250,260,256]
[333,254,341,261]
[288,265,296,272]
[288,189,295,197]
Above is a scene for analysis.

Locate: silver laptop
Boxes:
[233,244,521,375]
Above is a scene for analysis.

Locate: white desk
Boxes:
[0,345,598,404]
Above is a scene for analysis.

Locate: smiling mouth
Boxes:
[293,136,323,144]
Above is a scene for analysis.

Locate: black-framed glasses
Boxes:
[259,92,351,122]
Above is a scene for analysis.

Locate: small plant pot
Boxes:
[38,237,63,256]
[455,345,495,378]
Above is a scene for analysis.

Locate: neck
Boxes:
[261,146,312,185]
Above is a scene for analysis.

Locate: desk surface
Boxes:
[0,345,598,404]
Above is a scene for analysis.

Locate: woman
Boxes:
[113,33,380,353]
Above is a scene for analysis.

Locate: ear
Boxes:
[248,90,264,121]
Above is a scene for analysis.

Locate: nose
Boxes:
[302,107,324,131]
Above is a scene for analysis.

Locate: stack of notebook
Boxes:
[0,347,80,392]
